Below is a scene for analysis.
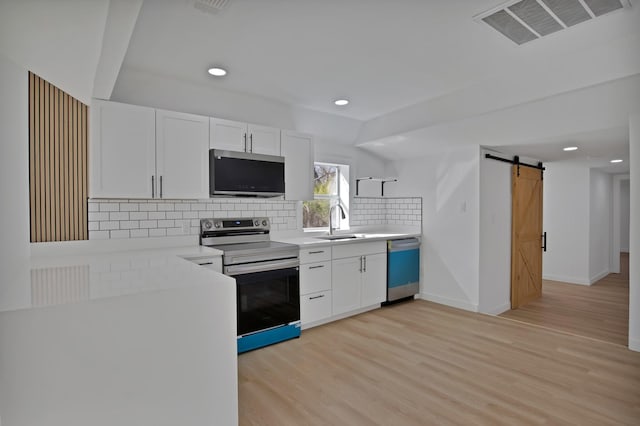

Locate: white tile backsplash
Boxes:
[89,198,301,240]
[350,197,422,227]
[89,196,422,240]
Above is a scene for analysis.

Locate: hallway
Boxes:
[499,253,629,346]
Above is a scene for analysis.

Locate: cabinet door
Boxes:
[247,124,280,155]
[156,110,209,199]
[210,118,247,152]
[332,256,362,316]
[90,100,155,198]
[361,252,387,307]
[281,130,314,201]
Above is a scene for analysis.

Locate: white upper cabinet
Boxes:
[209,118,247,152]
[156,110,209,199]
[210,118,281,156]
[90,101,209,200]
[90,100,156,198]
[281,130,314,201]
[247,124,280,155]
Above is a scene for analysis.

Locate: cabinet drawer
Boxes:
[300,261,332,294]
[301,290,332,325]
[300,246,331,263]
[332,241,386,259]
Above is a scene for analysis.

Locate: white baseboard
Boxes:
[420,292,478,312]
[629,337,640,353]
[589,269,610,285]
[542,274,590,285]
[544,269,610,286]
[480,302,511,315]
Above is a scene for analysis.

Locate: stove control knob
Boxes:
[214,221,221,228]
[203,220,212,230]
[254,220,260,227]
[262,219,268,227]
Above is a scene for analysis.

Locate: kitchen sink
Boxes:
[315,234,364,241]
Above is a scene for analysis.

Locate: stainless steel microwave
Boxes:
[209,149,285,197]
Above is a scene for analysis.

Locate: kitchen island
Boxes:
[0,246,238,426]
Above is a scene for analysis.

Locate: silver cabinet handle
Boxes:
[151,176,155,198]
[359,256,363,273]
[309,294,325,300]
[243,133,247,152]
[309,250,325,254]
[364,256,367,273]
[160,175,163,198]
[308,265,324,270]
[249,133,253,152]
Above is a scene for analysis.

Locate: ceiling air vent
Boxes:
[193,0,231,15]
[475,0,630,45]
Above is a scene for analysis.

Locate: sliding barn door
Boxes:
[511,165,543,309]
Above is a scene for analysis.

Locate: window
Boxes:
[303,162,349,231]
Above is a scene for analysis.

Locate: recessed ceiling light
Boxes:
[208,67,227,77]
[610,159,623,163]
[563,146,578,151]
[334,99,349,106]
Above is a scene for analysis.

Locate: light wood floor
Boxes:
[238,298,640,425]
[500,253,630,346]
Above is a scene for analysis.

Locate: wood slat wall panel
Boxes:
[29,72,88,242]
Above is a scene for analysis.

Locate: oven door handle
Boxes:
[225,258,299,276]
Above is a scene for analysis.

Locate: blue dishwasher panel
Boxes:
[388,248,420,288]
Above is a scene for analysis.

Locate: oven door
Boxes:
[232,264,300,336]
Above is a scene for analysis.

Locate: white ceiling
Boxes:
[113,0,640,163]
[492,126,630,173]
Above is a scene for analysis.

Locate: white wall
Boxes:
[0,53,30,261]
[478,149,511,315]
[0,0,109,104]
[385,145,480,311]
[629,111,640,352]
[0,53,31,307]
[620,179,630,252]
[589,169,612,282]
[543,162,591,284]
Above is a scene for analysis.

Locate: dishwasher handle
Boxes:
[388,238,420,252]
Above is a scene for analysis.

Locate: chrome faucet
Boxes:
[329,204,346,235]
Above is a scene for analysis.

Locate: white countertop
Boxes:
[0,245,238,426]
[274,231,421,248]
[0,229,421,426]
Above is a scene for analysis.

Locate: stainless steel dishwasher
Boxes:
[385,238,420,303]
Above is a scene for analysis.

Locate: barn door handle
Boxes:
[542,232,547,252]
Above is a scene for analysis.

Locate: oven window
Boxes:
[235,267,300,336]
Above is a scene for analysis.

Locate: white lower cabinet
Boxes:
[331,256,363,315]
[299,241,387,328]
[299,248,333,328]
[301,290,332,325]
[360,252,387,307]
[331,241,387,316]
